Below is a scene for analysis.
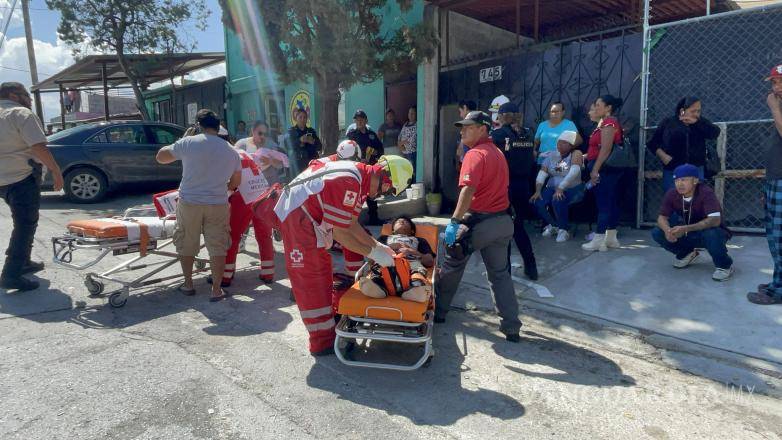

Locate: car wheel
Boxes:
[64,167,108,203]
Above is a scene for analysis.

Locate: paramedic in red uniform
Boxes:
[209,149,281,287]
[435,110,522,342]
[317,139,365,277]
[253,155,413,355]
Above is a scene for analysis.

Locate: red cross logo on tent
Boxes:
[289,249,304,264]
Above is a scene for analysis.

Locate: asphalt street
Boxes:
[0,190,780,440]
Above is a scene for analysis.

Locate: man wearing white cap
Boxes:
[529,130,585,242]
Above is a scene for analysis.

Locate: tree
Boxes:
[218,0,438,150]
[46,0,209,120]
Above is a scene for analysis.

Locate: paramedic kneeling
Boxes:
[156,109,242,301]
[254,155,413,356]
[435,111,523,342]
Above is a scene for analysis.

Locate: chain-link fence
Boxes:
[638,3,782,232]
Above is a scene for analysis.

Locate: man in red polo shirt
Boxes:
[435,110,522,342]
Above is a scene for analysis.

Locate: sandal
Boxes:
[178,284,196,296]
[747,291,782,305]
[209,290,231,302]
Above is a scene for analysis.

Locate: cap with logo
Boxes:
[766,64,782,81]
[454,111,493,128]
[353,109,368,119]
[336,139,361,159]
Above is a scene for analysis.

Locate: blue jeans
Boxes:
[533,185,584,230]
[663,166,704,192]
[405,152,417,180]
[589,164,621,234]
[651,226,733,269]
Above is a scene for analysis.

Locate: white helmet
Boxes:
[336,139,361,160]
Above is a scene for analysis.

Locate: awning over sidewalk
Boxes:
[30,52,224,126]
[31,53,225,92]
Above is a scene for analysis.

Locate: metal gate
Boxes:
[638,3,782,232]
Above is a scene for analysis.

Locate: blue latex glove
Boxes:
[444,222,459,246]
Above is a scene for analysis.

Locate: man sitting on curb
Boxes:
[651,163,734,281]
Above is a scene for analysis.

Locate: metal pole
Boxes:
[21,0,44,123]
[101,63,110,121]
[636,0,651,228]
[706,0,711,16]
[533,0,540,42]
[58,84,65,129]
[516,0,521,48]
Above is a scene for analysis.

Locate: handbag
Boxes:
[704,144,721,179]
[603,134,637,169]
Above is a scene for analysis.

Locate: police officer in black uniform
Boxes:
[347,109,384,224]
[285,108,323,174]
[491,102,538,280]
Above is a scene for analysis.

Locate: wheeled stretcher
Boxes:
[334,223,438,370]
[52,216,210,307]
[51,192,211,307]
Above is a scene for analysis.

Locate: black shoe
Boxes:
[0,276,39,291]
[434,316,446,324]
[505,333,521,343]
[206,275,231,288]
[524,265,538,281]
[311,347,335,357]
[21,261,45,275]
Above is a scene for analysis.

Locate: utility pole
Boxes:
[21,0,44,123]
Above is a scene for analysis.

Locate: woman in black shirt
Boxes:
[646,96,721,191]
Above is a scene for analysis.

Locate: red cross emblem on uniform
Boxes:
[343,190,357,206]
[289,249,304,263]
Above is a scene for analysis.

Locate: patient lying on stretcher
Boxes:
[359,216,435,303]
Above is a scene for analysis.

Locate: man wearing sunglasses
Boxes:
[0,82,64,291]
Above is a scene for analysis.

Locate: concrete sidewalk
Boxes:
[437,221,782,377]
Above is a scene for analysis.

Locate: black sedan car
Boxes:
[43,121,185,203]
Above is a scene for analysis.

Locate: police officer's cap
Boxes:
[454,111,492,128]
[498,102,519,114]
[353,109,368,119]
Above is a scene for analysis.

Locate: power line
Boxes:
[0,0,19,53]
[0,63,52,76]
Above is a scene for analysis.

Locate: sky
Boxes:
[0,0,227,121]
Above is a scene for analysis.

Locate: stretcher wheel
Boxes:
[84,277,104,296]
[422,355,433,368]
[195,260,207,270]
[108,291,128,308]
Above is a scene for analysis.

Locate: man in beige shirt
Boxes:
[0,82,63,291]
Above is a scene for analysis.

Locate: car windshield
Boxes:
[46,124,100,142]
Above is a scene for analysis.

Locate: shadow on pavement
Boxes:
[67,279,294,338]
[495,330,636,387]
[0,278,73,321]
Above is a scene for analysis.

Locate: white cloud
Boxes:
[186,62,226,82]
[0,35,77,121]
[0,0,23,34]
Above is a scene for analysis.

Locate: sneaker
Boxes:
[505,333,521,343]
[524,265,538,281]
[542,225,558,237]
[581,234,604,252]
[0,276,39,291]
[747,290,782,305]
[555,229,570,243]
[673,250,699,269]
[712,266,734,282]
